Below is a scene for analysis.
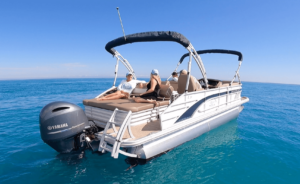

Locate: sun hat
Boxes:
[151,69,159,75]
[126,72,133,77]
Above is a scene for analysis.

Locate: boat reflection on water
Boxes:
[198,118,239,149]
[126,118,240,168]
[55,151,86,165]
[46,118,240,180]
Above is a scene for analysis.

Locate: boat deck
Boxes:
[102,120,161,140]
[83,98,170,112]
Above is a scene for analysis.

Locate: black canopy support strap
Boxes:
[179,49,243,64]
[105,31,191,55]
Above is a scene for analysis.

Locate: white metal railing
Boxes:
[199,97,242,113]
[161,93,242,124]
[166,43,209,88]
[230,60,242,85]
[98,108,137,158]
[112,50,136,87]
[200,90,241,113]
[163,87,241,117]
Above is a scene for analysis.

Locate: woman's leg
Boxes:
[120,91,129,99]
[134,97,159,106]
[134,97,149,103]
[101,93,125,100]
[97,91,121,101]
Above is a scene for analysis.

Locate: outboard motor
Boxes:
[39,101,89,153]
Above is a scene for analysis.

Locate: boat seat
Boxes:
[208,80,222,88]
[83,98,169,112]
[177,74,203,94]
[220,81,240,87]
[199,78,223,88]
[162,81,178,91]
[159,83,174,98]
[161,81,169,85]
[230,82,240,86]
[131,81,174,99]
[169,81,178,91]
[131,84,147,94]
[220,83,230,87]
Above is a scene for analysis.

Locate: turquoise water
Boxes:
[0,78,300,183]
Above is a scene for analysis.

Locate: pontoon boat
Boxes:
[39,31,249,164]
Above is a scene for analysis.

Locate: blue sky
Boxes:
[0,0,299,84]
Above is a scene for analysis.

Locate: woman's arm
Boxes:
[137,82,148,88]
[140,78,156,95]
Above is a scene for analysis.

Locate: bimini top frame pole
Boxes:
[177,49,243,85]
[167,44,209,88]
[112,50,136,87]
[105,31,209,88]
[186,44,208,88]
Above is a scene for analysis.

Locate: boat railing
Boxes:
[199,93,242,113]
[97,108,137,158]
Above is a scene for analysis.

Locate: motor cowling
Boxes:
[39,101,89,153]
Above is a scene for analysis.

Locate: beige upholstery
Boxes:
[177,74,203,94]
[169,81,178,91]
[220,81,240,87]
[83,98,169,112]
[208,81,222,88]
[220,83,230,87]
[162,81,178,91]
[104,120,161,140]
[161,81,170,85]
[159,84,174,98]
[131,83,147,94]
[215,81,222,88]
[231,82,240,86]
[131,87,147,94]
[132,81,174,98]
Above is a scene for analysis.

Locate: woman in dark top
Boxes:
[133,69,161,106]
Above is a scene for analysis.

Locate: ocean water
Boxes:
[0,78,300,183]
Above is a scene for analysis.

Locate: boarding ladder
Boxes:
[98,108,137,159]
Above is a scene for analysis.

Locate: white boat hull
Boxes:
[126,105,243,159]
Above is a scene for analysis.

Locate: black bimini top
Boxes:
[179,49,243,63]
[105,31,190,55]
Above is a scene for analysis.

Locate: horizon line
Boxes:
[0,77,299,86]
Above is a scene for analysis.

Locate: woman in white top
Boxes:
[97,72,143,101]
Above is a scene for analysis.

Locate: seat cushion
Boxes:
[83,98,169,112]
[159,84,174,98]
[169,81,178,91]
[178,74,203,94]
[161,81,170,85]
